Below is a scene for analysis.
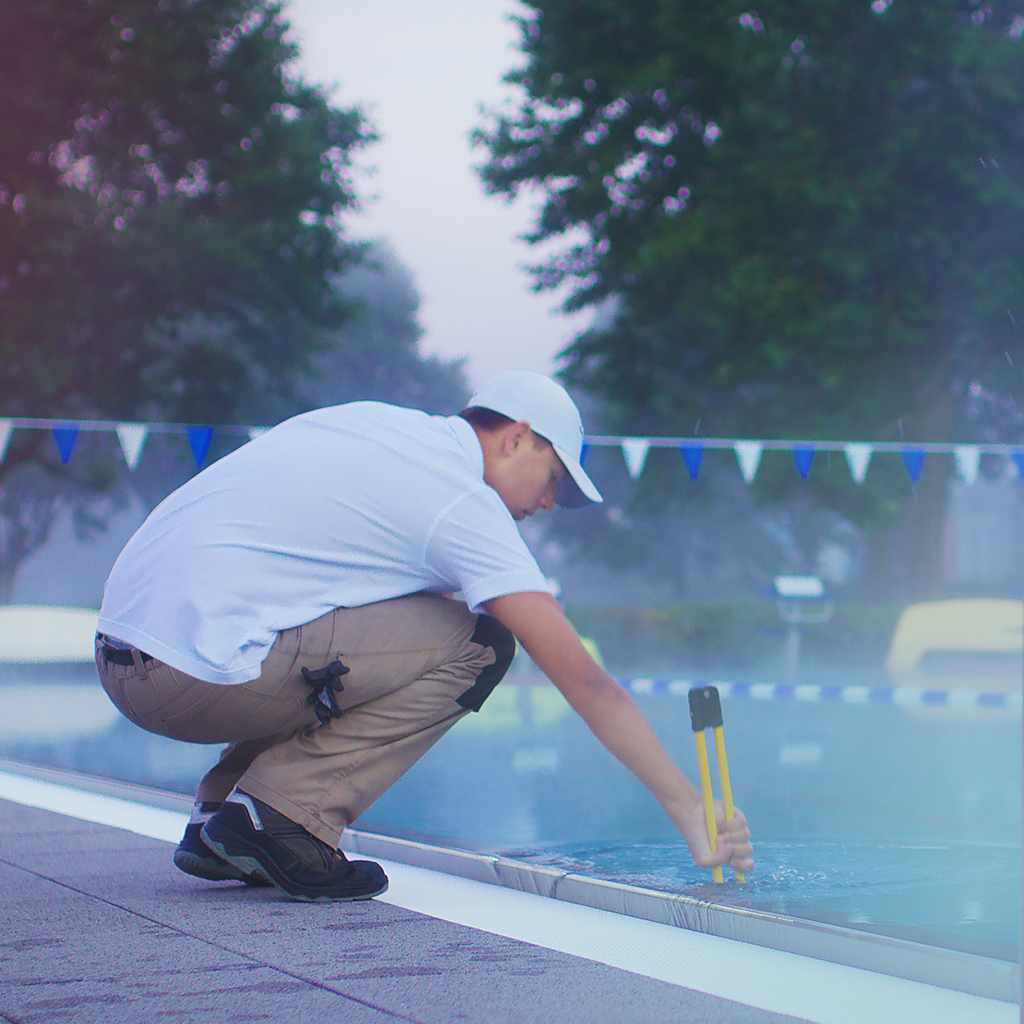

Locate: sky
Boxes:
[282,0,588,389]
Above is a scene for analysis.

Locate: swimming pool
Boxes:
[1,667,1019,964]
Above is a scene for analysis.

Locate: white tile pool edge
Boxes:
[0,760,1016,1024]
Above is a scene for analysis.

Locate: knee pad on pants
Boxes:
[456,614,516,712]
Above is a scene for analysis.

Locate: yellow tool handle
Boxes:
[713,725,745,883]
[694,729,724,884]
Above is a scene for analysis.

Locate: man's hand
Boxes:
[675,799,755,873]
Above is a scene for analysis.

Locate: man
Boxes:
[96,371,753,902]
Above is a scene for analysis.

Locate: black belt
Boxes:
[100,640,155,666]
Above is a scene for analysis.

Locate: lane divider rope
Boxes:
[611,679,1022,710]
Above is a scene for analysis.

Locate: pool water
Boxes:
[1,670,1019,960]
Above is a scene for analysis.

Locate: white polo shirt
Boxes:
[98,403,552,685]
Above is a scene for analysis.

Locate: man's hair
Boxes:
[457,407,514,432]
[459,407,554,451]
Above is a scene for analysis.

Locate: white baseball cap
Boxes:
[466,370,603,508]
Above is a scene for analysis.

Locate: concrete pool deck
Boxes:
[0,760,1017,1024]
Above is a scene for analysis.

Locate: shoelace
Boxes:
[301,659,350,725]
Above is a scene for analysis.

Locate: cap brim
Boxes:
[552,444,603,508]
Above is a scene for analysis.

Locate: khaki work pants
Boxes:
[96,593,514,849]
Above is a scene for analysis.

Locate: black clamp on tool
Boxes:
[301,660,350,725]
[688,684,724,733]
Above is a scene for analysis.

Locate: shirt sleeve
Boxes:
[422,486,554,612]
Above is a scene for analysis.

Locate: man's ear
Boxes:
[502,421,532,455]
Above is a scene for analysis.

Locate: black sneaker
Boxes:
[200,792,389,902]
[174,802,272,886]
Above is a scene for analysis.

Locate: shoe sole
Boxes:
[174,847,273,887]
[201,820,388,903]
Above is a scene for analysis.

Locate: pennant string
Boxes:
[792,447,815,480]
[0,417,1016,496]
[734,441,763,483]
[187,426,214,467]
[52,427,79,466]
[621,438,651,480]
[116,423,148,470]
[902,449,925,483]
[680,445,704,481]
[953,445,980,486]
[844,443,873,484]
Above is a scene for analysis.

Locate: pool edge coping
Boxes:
[339,827,1019,1004]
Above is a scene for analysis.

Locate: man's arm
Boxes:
[483,591,754,872]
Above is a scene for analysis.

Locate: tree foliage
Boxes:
[0,0,373,430]
[477,0,1024,600]
[477,0,1024,443]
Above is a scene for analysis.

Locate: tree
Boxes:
[0,0,374,599]
[477,0,1024,597]
[0,0,373,424]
